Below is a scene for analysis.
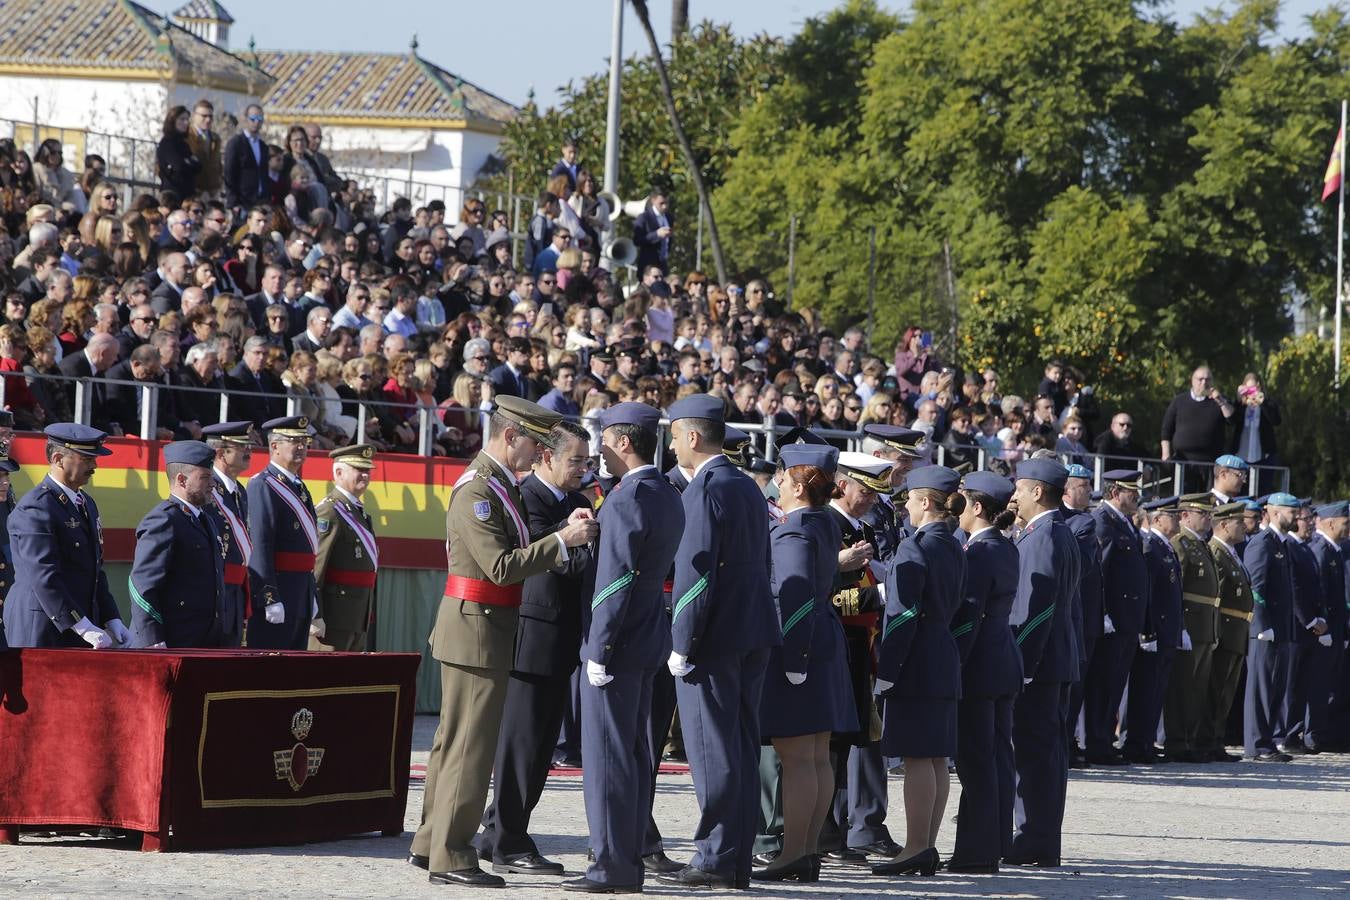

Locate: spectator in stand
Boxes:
[940,406,981,470]
[187,99,222,197]
[1161,366,1235,492]
[1230,372,1280,466]
[177,341,224,427]
[524,191,558,272]
[632,189,673,275]
[156,106,201,201]
[31,139,86,214]
[1037,359,1068,416]
[22,325,69,425]
[893,326,938,402]
[226,335,285,427]
[1029,394,1058,440]
[1094,411,1147,470]
[117,303,158,360]
[1055,413,1089,466]
[550,138,579,193]
[304,124,345,200]
[222,104,267,211]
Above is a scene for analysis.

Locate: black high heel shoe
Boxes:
[751,854,819,882]
[871,846,939,876]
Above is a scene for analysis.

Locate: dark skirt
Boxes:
[760,614,859,739]
[880,694,957,758]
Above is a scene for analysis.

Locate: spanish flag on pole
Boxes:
[1322,125,1344,202]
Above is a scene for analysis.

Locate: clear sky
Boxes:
[150,0,1332,109]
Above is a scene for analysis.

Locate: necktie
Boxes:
[74,493,90,528]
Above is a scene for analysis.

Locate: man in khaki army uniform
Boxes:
[409,396,599,888]
[1164,493,1220,762]
[309,444,379,652]
[1201,502,1253,761]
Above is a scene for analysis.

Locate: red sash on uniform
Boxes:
[275,551,318,572]
[443,574,523,607]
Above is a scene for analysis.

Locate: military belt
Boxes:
[1219,606,1254,623]
[326,568,377,589]
[1183,592,1220,608]
[444,573,522,607]
[223,562,247,585]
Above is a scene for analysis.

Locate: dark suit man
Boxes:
[478,424,595,874]
[104,345,177,440]
[1244,494,1299,761]
[565,404,684,893]
[1061,465,1103,767]
[58,334,118,433]
[128,441,227,648]
[1084,470,1150,765]
[1282,516,1327,753]
[489,338,532,399]
[1007,459,1080,868]
[227,337,286,427]
[1124,502,1183,762]
[659,395,780,890]
[2,425,128,649]
[223,104,267,211]
[632,192,673,274]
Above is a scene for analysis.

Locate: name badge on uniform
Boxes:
[473,501,491,521]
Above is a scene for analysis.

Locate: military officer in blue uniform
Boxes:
[1305,501,1347,752]
[1281,502,1328,754]
[0,448,20,638]
[246,415,319,650]
[659,394,779,890]
[948,470,1022,873]
[1006,458,1079,867]
[1244,492,1299,761]
[871,465,967,878]
[3,424,130,649]
[1083,469,1149,764]
[859,425,927,561]
[129,441,228,647]
[1060,464,1102,768]
[1122,497,1183,762]
[203,420,254,647]
[564,403,684,894]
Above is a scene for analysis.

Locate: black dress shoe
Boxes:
[587,849,596,863]
[1277,742,1307,756]
[493,852,565,875]
[853,838,902,857]
[1251,750,1291,762]
[751,851,780,867]
[1211,749,1243,762]
[642,850,685,874]
[1120,748,1161,764]
[429,867,507,887]
[751,854,818,882]
[409,853,430,870]
[946,860,999,874]
[553,757,584,768]
[1003,854,1061,867]
[655,865,736,889]
[1068,752,1091,769]
[871,847,939,876]
[1086,751,1129,766]
[822,847,870,866]
[560,876,642,894]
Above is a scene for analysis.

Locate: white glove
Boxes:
[1310,617,1327,630]
[1103,614,1117,635]
[1257,628,1274,642]
[1318,633,1334,647]
[667,651,693,679]
[309,617,327,639]
[586,659,613,687]
[1181,630,1193,652]
[1139,638,1158,653]
[785,671,806,685]
[104,618,131,646]
[874,678,894,694]
[265,602,285,624]
[150,641,167,649]
[1023,677,1034,685]
[72,616,114,650]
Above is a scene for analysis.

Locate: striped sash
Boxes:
[213,490,253,566]
[333,501,379,567]
[267,475,318,553]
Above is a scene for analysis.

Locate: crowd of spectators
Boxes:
[0,114,1284,478]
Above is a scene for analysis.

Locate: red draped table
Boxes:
[0,649,420,851]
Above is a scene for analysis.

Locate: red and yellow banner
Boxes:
[1322,125,1343,202]
[8,435,465,568]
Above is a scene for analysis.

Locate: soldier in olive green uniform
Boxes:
[1201,502,1253,761]
[1164,494,1220,762]
[409,397,599,888]
[309,444,380,652]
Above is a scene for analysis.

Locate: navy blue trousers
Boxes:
[1305,641,1342,748]
[245,572,312,649]
[219,583,246,648]
[953,692,1016,866]
[1066,633,1098,751]
[1011,681,1070,862]
[555,667,583,763]
[1122,647,1174,753]
[642,664,678,856]
[824,741,892,849]
[1244,638,1291,756]
[1084,632,1136,755]
[582,667,656,886]
[1280,640,1320,746]
[675,649,770,879]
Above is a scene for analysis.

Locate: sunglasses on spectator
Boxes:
[539,277,555,285]
[248,115,265,123]
[375,305,391,312]
[358,373,372,380]
[471,355,490,362]
[134,316,156,323]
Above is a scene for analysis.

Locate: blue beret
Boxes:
[779,444,838,475]
[1065,464,1092,480]
[1243,499,1264,511]
[667,394,725,425]
[45,423,112,457]
[598,401,661,435]
[1266,492,1300,508]
[201,420,253,443]
[1016,458,1069,489]
[163,440,214,468]
[1315,500,1348,518]
[906,464,960,494]
[1215,454,1248,470]
[961,470,1013,505]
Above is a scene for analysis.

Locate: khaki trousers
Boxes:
[410,662,510,872]
[307,629,366,652]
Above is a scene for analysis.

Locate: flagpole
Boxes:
[1337,99,1346,394]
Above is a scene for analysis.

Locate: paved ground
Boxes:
[1,714,1347,898]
